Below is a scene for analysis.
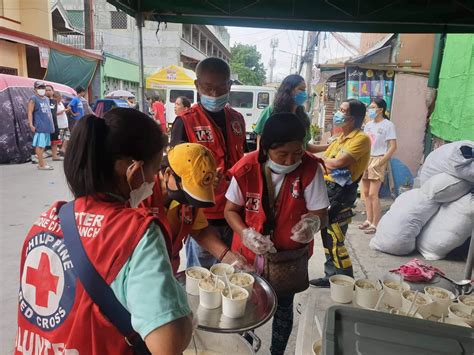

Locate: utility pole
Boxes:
[269,38,279,83]
[304,32,318,99]
[136,12,146,113]
[83,0,94,49]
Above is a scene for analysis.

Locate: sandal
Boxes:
[52,157,64,161]
[358,220,371,230]
[37,165,54,170]
[364,224,377,234]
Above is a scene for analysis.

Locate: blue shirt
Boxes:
[110,222,191,338]
[31,95,54,133]
[69,96,85,121]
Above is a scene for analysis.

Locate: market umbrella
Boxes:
[106,90,135,98]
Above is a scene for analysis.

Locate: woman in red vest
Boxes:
[16,108,192,354]
[225,113,329,355]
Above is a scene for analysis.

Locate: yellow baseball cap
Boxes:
[167,143,217,206]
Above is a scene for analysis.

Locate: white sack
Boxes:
[420,141,474,184]
[370,189,440,255]
[417,193,473,260]
[421,173,472,203]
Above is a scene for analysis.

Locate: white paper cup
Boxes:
[382,280,410,308]
[185,267,211,296]
[389,308,424,319]
[401,290,433,318]
[221,286,249,318]
[199,278,225,309]
[229,273,255,295]
[354,279,380,309]
[424,286,454,317]
[210,263,235,282]
[329,275,355,304]
[439,317,471,328]
[448,304,474,327]
[312,339,322,355]
[458,295,474,312]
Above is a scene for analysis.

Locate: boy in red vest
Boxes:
[170,57,246,268]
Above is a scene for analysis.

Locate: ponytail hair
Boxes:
[64,108,167,198]
[372,98,389,120]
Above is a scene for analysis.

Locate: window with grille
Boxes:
[192,26,199,48]
[182,24,191,42]
[111,11,127,29]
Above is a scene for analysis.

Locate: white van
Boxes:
[164,85,276,136]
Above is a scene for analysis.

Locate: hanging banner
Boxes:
[346,66,395,116]
[38,47,50,68]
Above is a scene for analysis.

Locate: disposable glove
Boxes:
[290,214,321,244]
[242,228,276,255]
[221,250,255,272]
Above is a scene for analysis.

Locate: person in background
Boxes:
[27,81,55,170]
[254,74,327,154]
[359,98,397,234]
[53,91,71,154]
[170,57,246,269]
[45,85,63,161]
[68,86,86,129]
[145,96,153,117]
[174,96,191,117]
[16,108,192,354]
[128,96,139,110]
[225,113,329,355]
[309,99,371,287]
[152,96,167,133]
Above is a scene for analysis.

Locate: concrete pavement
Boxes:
[0,161,469,354]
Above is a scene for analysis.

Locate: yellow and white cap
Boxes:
[167,143,217,207]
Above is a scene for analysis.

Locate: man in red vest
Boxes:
[170,57,246,268]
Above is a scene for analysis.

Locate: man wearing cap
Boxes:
[28,81,55,170]
[157,143,250,272]
[170,57,246,268]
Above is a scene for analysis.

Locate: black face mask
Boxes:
[166,181,188,205]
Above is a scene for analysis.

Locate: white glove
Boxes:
[221,250,255,272]
[290,214,321,244]
[242,228,275,255]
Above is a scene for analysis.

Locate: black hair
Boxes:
[371,98,389,119]
[76,86,85,94]
[196,57,231,79]
[177,96,191,109]
[344,99,366,129]
[64,108,167,198]
[273,74,310,131]
[45,84,54,90]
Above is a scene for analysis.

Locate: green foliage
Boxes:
[310,124,322,141]
[230,43,266,86]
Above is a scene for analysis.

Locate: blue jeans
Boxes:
[185,221,233,269]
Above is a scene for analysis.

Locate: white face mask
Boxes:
[267,158,302,175]
[37,89,46,96]
[127,164,155,208]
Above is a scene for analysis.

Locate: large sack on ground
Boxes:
[420,141,474,184]
[421,173,472,203]
[417,193,473,260]
[370,189,440,255]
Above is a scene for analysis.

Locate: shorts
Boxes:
[363,156,388,182]
[32,133,51,148]
[59,128,71,142]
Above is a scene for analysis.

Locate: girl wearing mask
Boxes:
[174,96,192,117]
[360,98,397,234]
[225,113,329,355]
[16,108,192,355]
[254,74,326,154]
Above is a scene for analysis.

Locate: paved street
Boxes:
[0,160,468,354]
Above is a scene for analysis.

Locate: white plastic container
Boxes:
[229,272,255,295]
[199,278,225,309]
[185,266,211,296]
[210,263,235,282]
[401,290,433,319]
[354,279,381,309]
[389,308,424,319]
[448,304,474,327]
[424,286,454,317]
[382,279,410,308]
[438,318,471,328]
[312,339,322,355]
[329,275,355,304]
[458,295,474,312]
[221,286,249,318]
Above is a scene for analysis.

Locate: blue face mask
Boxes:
[294,91,308,106]
[333,111,347,127]
[200,93,229,112]
[267,158,302,175]
[367,108,377,120]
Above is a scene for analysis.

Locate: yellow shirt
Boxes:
[324,129,371,183]
[166,200,208,237]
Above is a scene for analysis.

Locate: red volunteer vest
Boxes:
[230,151,322,264]
[16,196,171,355]
[181,104,246,219]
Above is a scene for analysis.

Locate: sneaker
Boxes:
[309,278,330,288]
